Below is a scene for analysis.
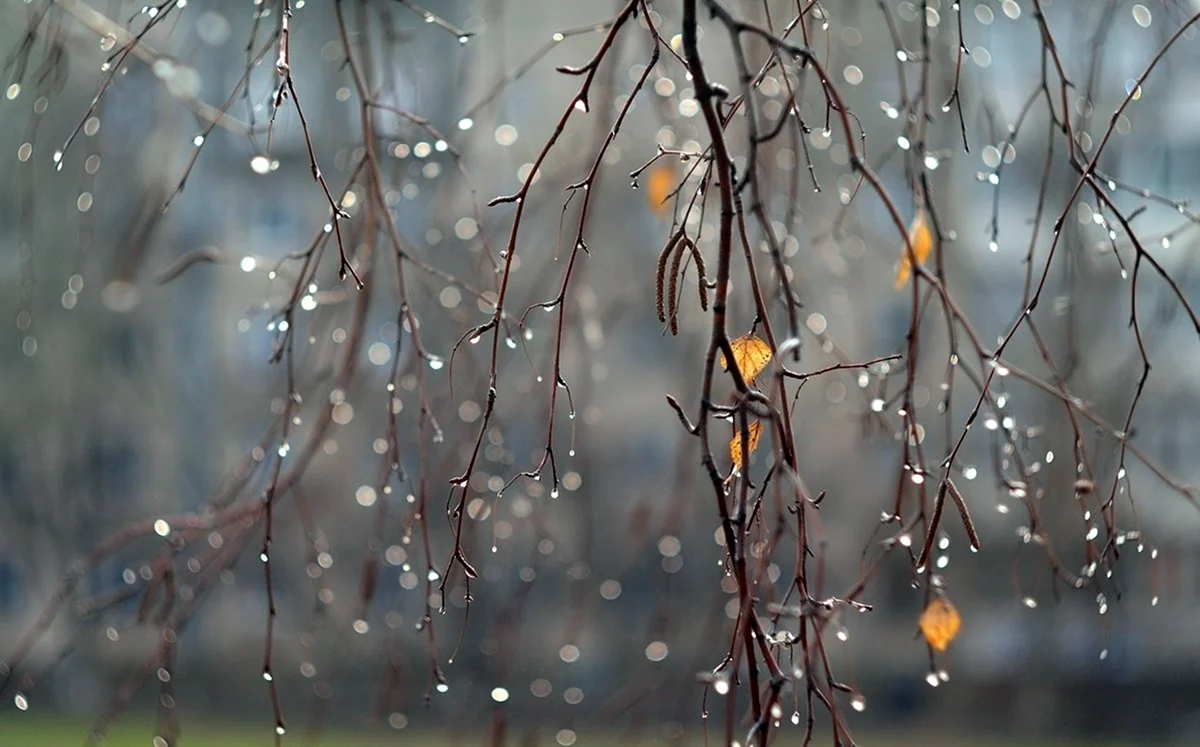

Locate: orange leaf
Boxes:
[721,334,772,384]
[646,163,676,218]
[918,597,961,652]
[730,419,764,472]
[894,208,933,291]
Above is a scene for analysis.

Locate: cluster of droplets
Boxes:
[924,669,951,688]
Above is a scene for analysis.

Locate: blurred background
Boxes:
[3,0,1200,744]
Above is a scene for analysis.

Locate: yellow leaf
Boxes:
[730,419,764,472]
[646,163,676,218]
[894,208,933,291]
[721,334,772,384]
[918,597,961,652]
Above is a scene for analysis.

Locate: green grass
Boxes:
[0,717,387,747]
[0,716,1143,747]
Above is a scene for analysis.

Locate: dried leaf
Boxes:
[918,597,961,652]
[721,334,772,384]
[894,208,933,291]
[730,419,764,472]
[646,163,676,218]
